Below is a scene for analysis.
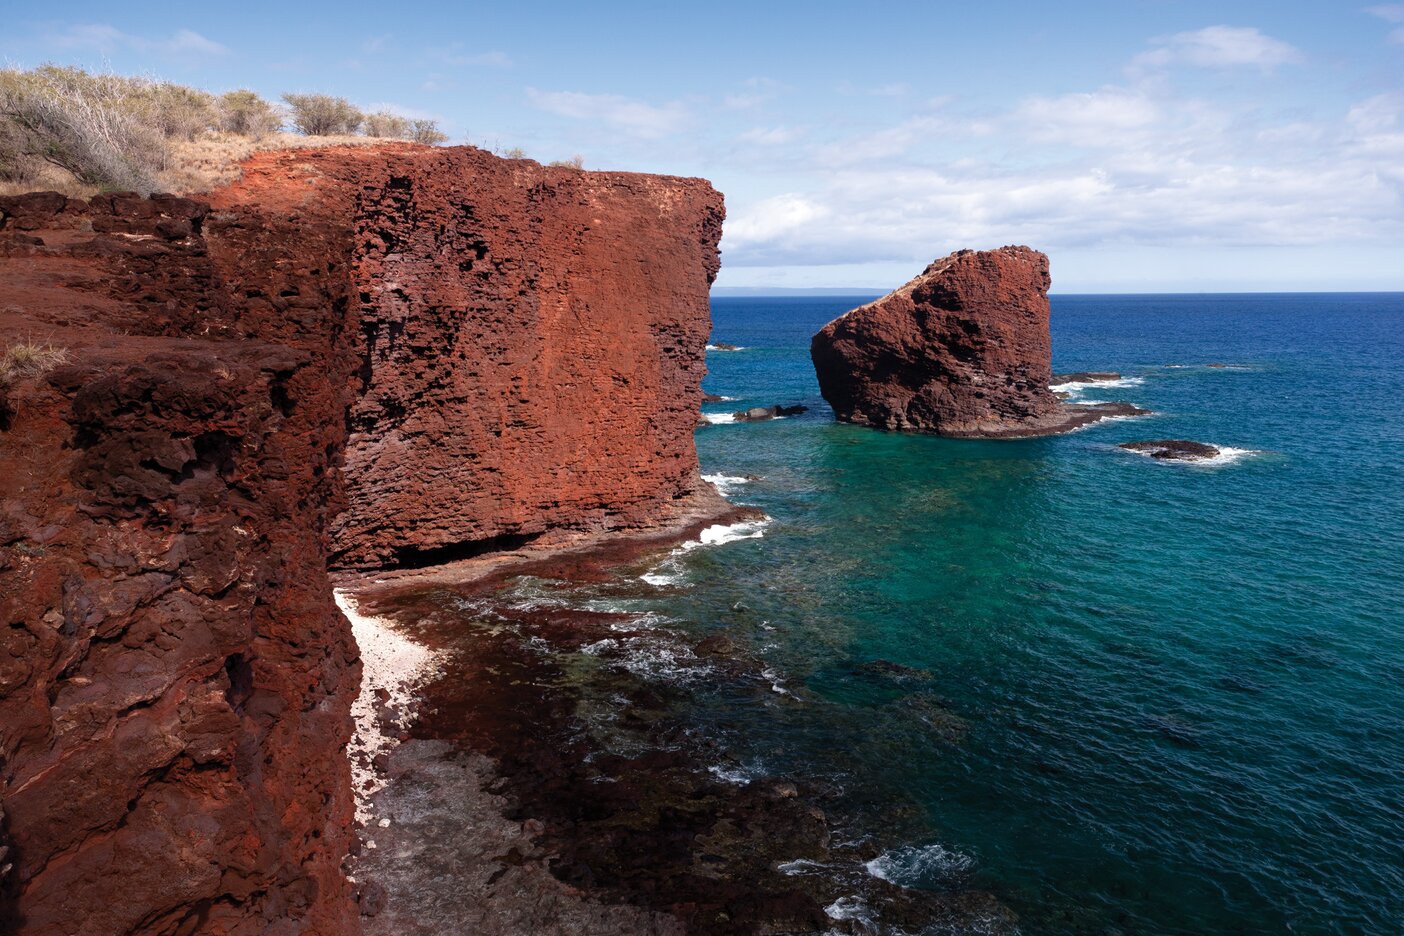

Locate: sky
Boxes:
[4,1,1403,292]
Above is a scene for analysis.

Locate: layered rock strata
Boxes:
[811,247,1141,438]
[0,146,724,933]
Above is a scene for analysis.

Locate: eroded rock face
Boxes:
[213,146,726,569]
[811,247,1064,438]
[0,146,725,933]
[0,191,361,935]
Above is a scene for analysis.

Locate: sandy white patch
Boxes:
[335,589,440,824]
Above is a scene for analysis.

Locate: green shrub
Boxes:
[409,119,447,146]
[282,93,362,135]
[363,110,411,139]
[143,82,218,140]
[218,90,281,136]
[548,155,585,169]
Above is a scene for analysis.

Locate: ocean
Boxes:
[403,293,1404,933]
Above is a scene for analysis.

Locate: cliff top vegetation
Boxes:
[0,66,450,197]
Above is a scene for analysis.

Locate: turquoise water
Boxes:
[644,294,1404,933]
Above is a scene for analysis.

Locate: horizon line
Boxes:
[711,287,1404,297]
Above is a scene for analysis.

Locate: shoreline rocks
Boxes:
[1052,371,1121,384]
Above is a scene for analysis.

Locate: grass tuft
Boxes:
[0,341,68,387]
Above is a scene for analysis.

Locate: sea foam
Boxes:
[679,519,771,551]
[702,473,752,496]
[1122,444,1262,468]
[865,843,974,886]
[1051,375,1145,399]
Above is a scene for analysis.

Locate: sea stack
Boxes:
[811,246,1065,437]
[812,246,1145,437]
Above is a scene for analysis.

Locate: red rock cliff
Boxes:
[811,246,1064,438]
[0,145,725,932]
[212,146,726,569]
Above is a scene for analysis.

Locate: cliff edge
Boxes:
[0,146,725,933]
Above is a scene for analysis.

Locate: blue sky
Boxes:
[5,1,1403,291]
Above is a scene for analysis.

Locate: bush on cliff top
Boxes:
[1,66,454,197]
[0,66,169,193]
[282,93,363,136]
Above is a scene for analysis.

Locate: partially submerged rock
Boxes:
[733,403,807,422]
[1120,439,1220,460]
[811,247,1144,438]
[1052,371,1121,384]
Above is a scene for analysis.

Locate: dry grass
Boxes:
[2,66,453,197]
[0,340,68,387]
[163,131,404,194]
[0,131,401,197]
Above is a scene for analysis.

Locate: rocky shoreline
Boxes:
[338,526,1014,935]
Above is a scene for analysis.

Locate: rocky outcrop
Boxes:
[733,404,807,422]
[0,146,725,933]
[211,146,725,569]
[0,189,362,935]
[1052,371,1121,384]
[1120,440,1220,460]
[811,247,1143,438]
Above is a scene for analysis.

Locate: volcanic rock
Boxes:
[733,403,807,422]
[811,247,1057,437]
[1052,371,1121,383]
[1119,440,1221,460]
[812,247,1147,437]
[0,144,726,933]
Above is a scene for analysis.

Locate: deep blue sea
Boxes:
[666,294,1404,933]
[476,293,1403,933]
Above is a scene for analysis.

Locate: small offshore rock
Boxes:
[1120,439,1220,460]
[695,634,737,657]
[733,404,807,422]
[1051,371,1121,383]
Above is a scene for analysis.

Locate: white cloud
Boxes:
[1366,5,1404,22]
[815,115,963,167]
[525,89,689,138]
[1131,25,1302,72]
[435,44,513,68]
[871,83,910,98]
[1015,89,1160,143]
[723,77,782,110]
[724,194,830,248]
[738,125,804,146]
[718,86,1404,270]
[45,23,229,57]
